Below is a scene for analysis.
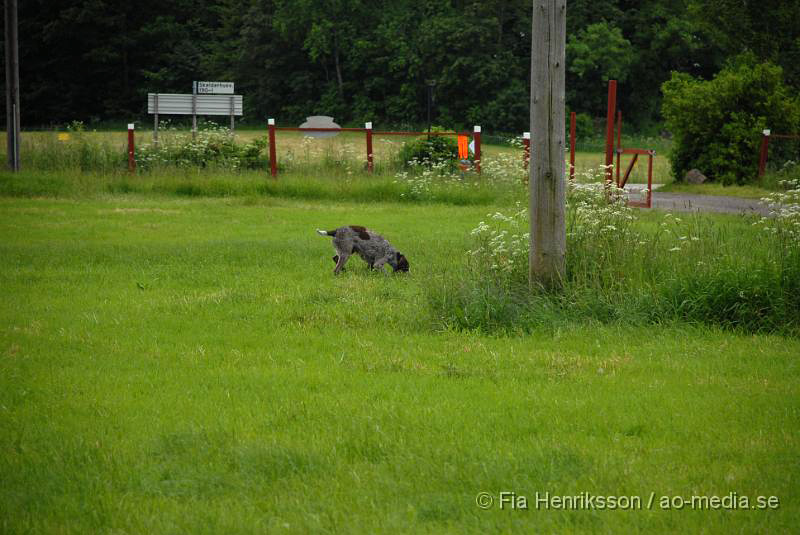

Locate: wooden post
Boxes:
[522,132,531,170]
[604,80,617,186]
[365,122,374,173]
[127,123,136,173]
[5,0,21,171]
[569,111,576,180]
[153,93,159,147]
[473,125,482,173]
[192,81,198,140]
[268,118,277,177]
[230,96,235,135]
[529,0,566,287]
[758,129,770,180]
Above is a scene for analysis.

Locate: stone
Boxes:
[298,116,340,139]
[684,168,707,184]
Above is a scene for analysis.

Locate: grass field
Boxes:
[1,191,798,533]
[0,127,674,185]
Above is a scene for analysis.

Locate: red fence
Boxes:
[267,119,483,177]
[604,80,655,208]
[758,129,800,179]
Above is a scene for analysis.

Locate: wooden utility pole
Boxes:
[5,0,21,171]
[529,0,566,287]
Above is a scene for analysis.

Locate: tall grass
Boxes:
[427,172,800,335]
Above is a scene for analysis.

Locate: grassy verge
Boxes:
[1,195,798,533]
[0,169,506,206]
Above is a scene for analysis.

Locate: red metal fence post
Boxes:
[615,110,622,186]
[268,118,277,177]
[604,80,617,186]
[758,129,770,180]
[569,111,576,181]
[127,123,135,173]
[365,121,374,173]
[646,151,654,208]
[523,132,530,170]
[474,125,481,173]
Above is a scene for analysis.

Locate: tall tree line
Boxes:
[3,0,799,131]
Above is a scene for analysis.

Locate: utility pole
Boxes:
[529,0,566,287]
[5,0,21,171]
[425,79,436,134]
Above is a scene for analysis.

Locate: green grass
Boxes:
[1,193,798,533]
[1,127,675,185]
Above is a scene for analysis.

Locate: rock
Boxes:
[684,169,707,184]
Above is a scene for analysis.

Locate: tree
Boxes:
[662,60,800,184]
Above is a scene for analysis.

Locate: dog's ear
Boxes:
[395,252,410,272]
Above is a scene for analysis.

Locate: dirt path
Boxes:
[622,184,769,215]
[649,192,768,216]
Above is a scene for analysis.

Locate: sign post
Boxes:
[153,94,159,147]
[191,81,198,140]
[230,96,235,134]
[5,0,21,171]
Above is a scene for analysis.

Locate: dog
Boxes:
[316,225,410,275]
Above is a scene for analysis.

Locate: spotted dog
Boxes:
[316,225,410,275]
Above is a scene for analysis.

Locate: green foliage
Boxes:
[567,111,596,139]
[137,126,269,171]
[427,176,800,335]
[567,22,635,113]
[662,61,800,184]
[396,131,460,168]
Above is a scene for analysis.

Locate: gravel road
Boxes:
[650,192,769,215]
[622,184,769,216]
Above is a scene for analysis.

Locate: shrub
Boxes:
[396,129,460,169]
[137,125,269,171]
[661,60,800,185]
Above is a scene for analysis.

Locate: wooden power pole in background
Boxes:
[5,0,21,171]
[529,0,566,287]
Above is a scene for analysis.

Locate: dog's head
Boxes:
[393,252,410,273]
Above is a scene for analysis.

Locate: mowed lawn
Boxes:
[1,195,798,533]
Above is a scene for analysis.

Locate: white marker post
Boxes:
[268,118,277,177]
[127,123,135,173]
[365,121,373,173]
[473,126,482,173]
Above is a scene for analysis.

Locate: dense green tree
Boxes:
[2,0,798,132]
[662,61,800,184]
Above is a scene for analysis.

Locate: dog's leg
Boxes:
[333,252,351,275]
[371,255,390,273]
[332,255,346,271]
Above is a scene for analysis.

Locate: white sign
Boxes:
[148,93,243,116]
[194,81,234,94]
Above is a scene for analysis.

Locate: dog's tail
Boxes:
[316,229,335,237]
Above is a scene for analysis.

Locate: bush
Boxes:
[396,129,460,169]
[137,125,269,171]
[661,60,800,185]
